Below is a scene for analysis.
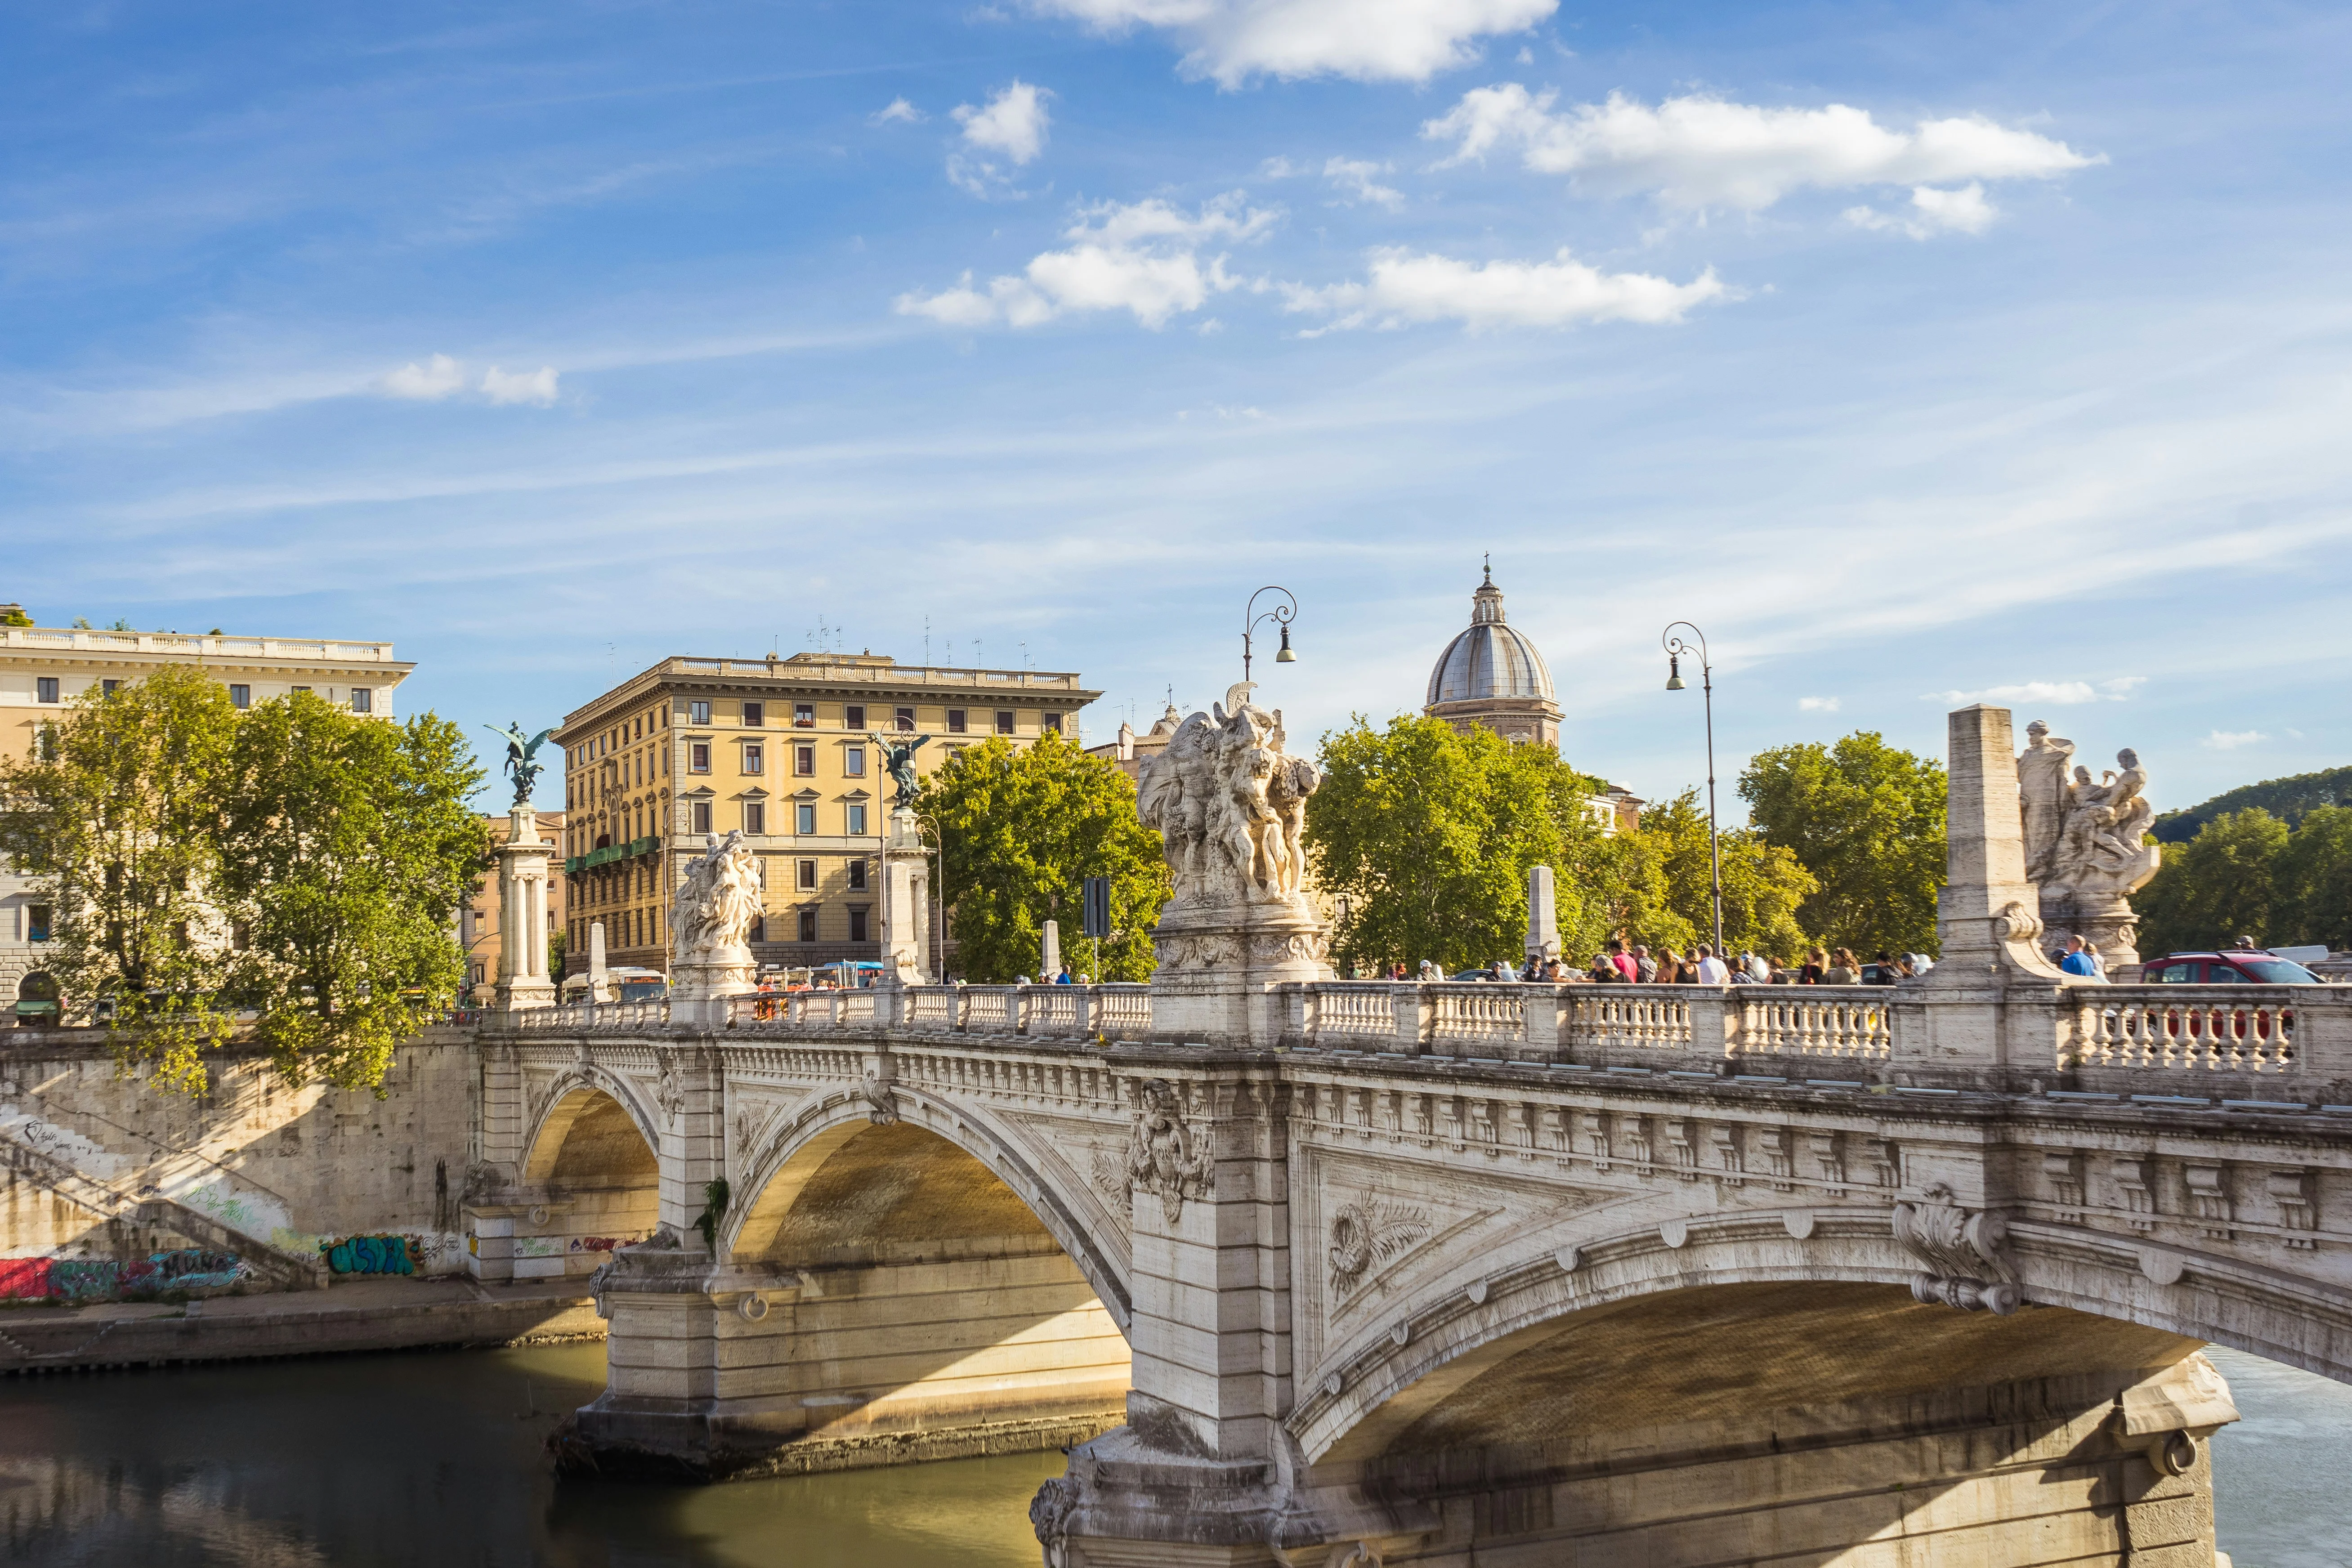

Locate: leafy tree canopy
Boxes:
[1307,715,1622,974]
[2151,763,2352,843]
[2130,804,2352,956]
[916,731,1168,984]
[0,674,487,1094]
[1740,731,1946,957]
[1619,788,1818,962]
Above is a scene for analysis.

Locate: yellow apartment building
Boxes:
[554,652,1100,976]
[0,608,414,1020]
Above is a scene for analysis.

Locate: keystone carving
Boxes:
[858,1072,900,1127]
[1325,1202,1431,1295]
[1892,1183,2022,1315]
[1120,1078,1215,1225]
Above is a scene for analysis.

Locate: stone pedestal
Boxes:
[1149,895,1328,1048]
[587,920,615,1003]
[2038,889,2148,974]
[1525,862,1558,965]
[493,805,557,1013]
[877,806,930,986]
[1041,918,1061,980]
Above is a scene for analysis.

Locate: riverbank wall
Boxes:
[0,1276,601,1373]
[1,1028,478,1296]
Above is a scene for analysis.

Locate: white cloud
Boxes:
[481,366,560,406]
[954,80,1052,163]
[1261,155,1303,179]
[896,193,1280,330]
[871,97,926,125]
[1282,246,1727,333]
[1846,182,1998,239]
[1798,696,1841,712]
[1324,156,1403,210]
[1423,86,2098,211]
[377,353,466,400]
[1025,0,1556,87]
[1926,677,2146,706]
[2203,729,2267,751]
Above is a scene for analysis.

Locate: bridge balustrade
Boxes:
[2072,986,2303,1074]
[1734,988,1893,1062]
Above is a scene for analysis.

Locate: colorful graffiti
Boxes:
[320,1235,420,1275]
[572,1236,632,1253]
[0,1249,250,1302]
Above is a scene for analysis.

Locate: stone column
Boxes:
[876,805,930,986]
[1525,863,1558,965]
[1042,918,1062,979]
[588,921,614,1003]
[493,806,556,1014]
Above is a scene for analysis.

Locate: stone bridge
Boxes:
[457,707,2352,1566]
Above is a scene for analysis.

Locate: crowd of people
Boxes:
[1353,943,1938,987]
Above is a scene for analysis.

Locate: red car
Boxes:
[2142,951,2323,985]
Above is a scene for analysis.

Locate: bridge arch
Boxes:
[516,1071,665,1275]
[724,1083,1131,1333]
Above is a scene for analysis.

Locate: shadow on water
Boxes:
[0,1342,1053,1568]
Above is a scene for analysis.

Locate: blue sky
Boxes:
[5,0,2348,817]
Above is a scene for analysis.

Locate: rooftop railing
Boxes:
[0,627,401,662]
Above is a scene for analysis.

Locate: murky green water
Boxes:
[0,1343,1056,1566]
[0,1341,2341,1565]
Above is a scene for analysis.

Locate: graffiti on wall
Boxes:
[320,1235,420,1275]
[0,1249,250,1302]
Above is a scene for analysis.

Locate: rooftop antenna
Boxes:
[925,616,932,667]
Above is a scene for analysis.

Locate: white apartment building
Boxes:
[0,610,414,1022]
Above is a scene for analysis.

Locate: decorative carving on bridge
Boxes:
[1326,1202,1431,1295]
[1892,1183,2021,1314]
[858,1072,900,1127]
[2270,1168,2317,1249]
[1118,1078,1215,1225]
[1030,1475,1078,1568]
[655,1057,683,1123]
[1137,683,1320,909]
[2018,723,2162,967]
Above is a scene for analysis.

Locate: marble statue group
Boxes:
[1135,681,1321,911]
[2017,719,2163,966]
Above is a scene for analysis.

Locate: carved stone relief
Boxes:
[1325,1202,1432,1296]
[1892,1183,2021,1314]
[1114,1078,1215,1225]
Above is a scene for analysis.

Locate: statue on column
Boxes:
[487,721,555,808]
[2017,725,2162,973]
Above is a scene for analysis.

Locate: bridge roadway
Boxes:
[465,976,2352,1568]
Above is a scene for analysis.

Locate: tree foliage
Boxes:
[1618,788,1817,961]
[0,666,240,1086]
[216,692,489,1091]
[1740,731,1946,957]
[1307,715,1621,974]
[2129,805,2352,956]
[917,731,1169,984]
[2151,763,2352,843]
[0,673,487,1094]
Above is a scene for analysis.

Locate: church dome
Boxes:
[1426,566,1554,707]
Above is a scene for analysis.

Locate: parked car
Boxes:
[2142,951,2324,985]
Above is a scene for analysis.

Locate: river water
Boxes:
[0,1341,2342,1566]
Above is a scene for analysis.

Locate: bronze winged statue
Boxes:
[487,721,555,807]
[867,732,930,809]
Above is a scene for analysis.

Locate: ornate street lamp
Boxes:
[1662,622,1724,961]
[1243,586,1299,683]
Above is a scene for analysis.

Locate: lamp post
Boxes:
[1661,622,1723,960]
[1243,586,1299,683]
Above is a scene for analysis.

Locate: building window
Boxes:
[692,800,713,834]
[848,908,869,943]
[749,915,766,943]
[27,905,52,943]
[947,708,967,734]
[690,700,711,725]
[844,704,865,730]
[742,701,764,727]
[292,686,311,695]
[794,702,815,727]
[894,707,915,733]
[742,742,764,775]
[101,679,120,696]
[743,800,766,835]
[847,860,867,891]
[846,803,867,836]
[794,745,815,776]
[844,746,864,777]
[36,678,58,704]
[798,908,818,943]
[796,802,817,835]
[1042,711,1062,735]
[689,742,711,773]
[351,687,373,714]
[797,859,817,890]
[229,684,250,709]
[995,710,1015,735]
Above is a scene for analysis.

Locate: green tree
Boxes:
[1740,732,1946,956]
[1307,715,1620,974]
[0,667,240,1088]
[215,691,490,1092]
[2273,805,2352,952]
[1623,788,1817,961]
[2131,807,2289,956]
[917,731,1169,984]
